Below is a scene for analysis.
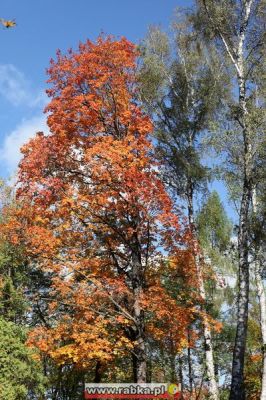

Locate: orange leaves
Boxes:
[143,281,194,349]
[27,299,133,369]
[45,36,138,143]
[16,35,197,370]
[27,225,60,258]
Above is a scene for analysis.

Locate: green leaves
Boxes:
[0,318,45,400]
[197,191,232,252]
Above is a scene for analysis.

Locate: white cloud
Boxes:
[0,64,47,107]
[0,115,49,174]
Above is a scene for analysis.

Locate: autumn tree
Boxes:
[16,36,196,385]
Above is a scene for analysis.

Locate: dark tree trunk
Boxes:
[132,286,146,383]
[131,237,146,383]
[94,361,102,383]
[187,342,194,397]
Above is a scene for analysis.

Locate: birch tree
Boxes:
[139,19,227,400]
[194,1,266,398]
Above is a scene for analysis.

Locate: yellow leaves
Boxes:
[34,215,49,225]
[50,343,77,364]
[113,337,133,355]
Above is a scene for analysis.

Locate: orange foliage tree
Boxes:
[16,36,197,383]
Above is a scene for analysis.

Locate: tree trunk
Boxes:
[94,361,102,383]
[230,182,251,400]
[132,241,146,383]
[178,354,184,395]
[132,291,146,383]
[187,189,219,400]
[229,53,252,400]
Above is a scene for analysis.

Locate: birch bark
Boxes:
[229,2,254,395]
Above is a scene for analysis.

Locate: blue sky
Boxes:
[0,0,193,176]
[0,0,235,221]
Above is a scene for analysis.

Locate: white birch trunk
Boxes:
[229,3,253,398]
[197,256,219,400]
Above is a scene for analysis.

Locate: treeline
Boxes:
[0,1,265,399]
